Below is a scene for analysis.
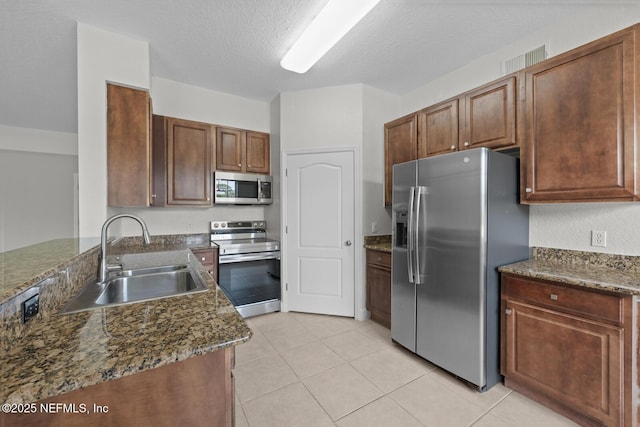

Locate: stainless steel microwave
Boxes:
[214,171,272,205]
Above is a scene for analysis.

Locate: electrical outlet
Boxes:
[591,230,607,247]
[371,222,378,233]
[22,293,39,323]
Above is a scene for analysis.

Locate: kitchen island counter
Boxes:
[0,237,250,408]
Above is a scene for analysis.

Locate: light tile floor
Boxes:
[233,312,579,427]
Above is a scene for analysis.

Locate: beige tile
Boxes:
[292,312,360,338]
[281,340,345,378]
[430,368,511,411]
[323,329,388,361]
[350,347,434,393]
[235,328,278,366]
[235,395,249,427]
[260,318,318,353]
[489,392,580,426]
[471,413,513,427]
[356,319,392,342]
[336,396,423,427]
[248,311,301,334]
[303,363,384,421]
[242,382,334,427]
[233,354,298,402]
[390,374,486,426]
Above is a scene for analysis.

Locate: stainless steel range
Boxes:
[210,220,280,318]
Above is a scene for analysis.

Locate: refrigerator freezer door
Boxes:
[391,161,417,352]
[415,149,488,388]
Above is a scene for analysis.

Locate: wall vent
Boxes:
[503,45,547,74]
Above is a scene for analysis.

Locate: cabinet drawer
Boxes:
[366,250,391,268]
[191,248,216,265]
[503,275,622,324]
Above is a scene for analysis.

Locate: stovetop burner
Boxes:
[210,220,280,255]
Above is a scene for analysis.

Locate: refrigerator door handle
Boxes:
[407,187,416,283]
[413,186,426,285]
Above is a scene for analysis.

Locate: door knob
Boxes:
[345,240,352,246]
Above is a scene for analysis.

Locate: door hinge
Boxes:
[285,282,288,291]
[285,168,288,177]
[285,226,288,233]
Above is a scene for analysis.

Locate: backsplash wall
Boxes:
[529,203,640,256]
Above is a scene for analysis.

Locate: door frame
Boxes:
[281,146,364,319]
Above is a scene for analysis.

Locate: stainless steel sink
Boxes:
[114,264,189,277]
[60,264,208,314]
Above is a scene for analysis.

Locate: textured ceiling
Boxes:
[0,0,632,133]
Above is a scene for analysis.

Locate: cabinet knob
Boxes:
[550,294,558,301]
[505,309,512,315]
[238,163,242,167]
[201,257,206,261]
[464,141,470,147]
[151,194,157,199]
[525,188,533,193]
[248,164,252,167]
[450,145,456,151]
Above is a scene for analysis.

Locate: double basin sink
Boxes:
[61,254,209,314]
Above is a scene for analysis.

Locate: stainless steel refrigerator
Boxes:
[391,147,528,391]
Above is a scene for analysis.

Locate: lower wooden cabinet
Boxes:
[1,348,235,427]
[501,273,637,427]
[366,249,391,328]
[191,247,219,282]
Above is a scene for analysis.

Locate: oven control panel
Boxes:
[211,220,266,231]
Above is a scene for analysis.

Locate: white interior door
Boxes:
[284,150,355,316]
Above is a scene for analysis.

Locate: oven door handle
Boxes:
[218,251,280,264]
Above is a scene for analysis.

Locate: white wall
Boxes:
[362,86,400,236]
[77,23,150,238]
[280,83,398,320]
[113,77,272,237]
[151,77,270,132]
[399,5,640,255]
[0,125,78,251]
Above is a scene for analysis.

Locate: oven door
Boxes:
[217,251,281,309]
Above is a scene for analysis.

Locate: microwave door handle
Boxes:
[407,187,416,284]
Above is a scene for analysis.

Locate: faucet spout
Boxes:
[99,214,151,283]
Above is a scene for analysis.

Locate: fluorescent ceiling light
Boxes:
[280,0,382,74]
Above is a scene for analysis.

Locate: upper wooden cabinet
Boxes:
[216,126,270,174]
[462,76,518,151]
[384,113,417,206]
[522,25,639,203]
[418,76,519,157]
[418,98,459,157]
[153,115,213,206]
[107,83,152,207]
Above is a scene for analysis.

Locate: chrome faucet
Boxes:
[99,214,151,283]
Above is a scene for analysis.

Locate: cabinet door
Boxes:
[523,27,638,202]
[192,247,219,282]
[503,300,622,426]
[216,127,245,172]
[107,83,151,207]
[461,76,517,150]
[366,250,391,329]
[246,131,270,174]
[384,113,417,206]
[418,99,459,158]
[167,118,212,206]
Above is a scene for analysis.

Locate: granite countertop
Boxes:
[364,235,392,253]
[499,247,640,296]
[0,237,251,405]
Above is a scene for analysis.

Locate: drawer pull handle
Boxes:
[550,294,558,301]
[201,257,206,261]
[505,309,512,315]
